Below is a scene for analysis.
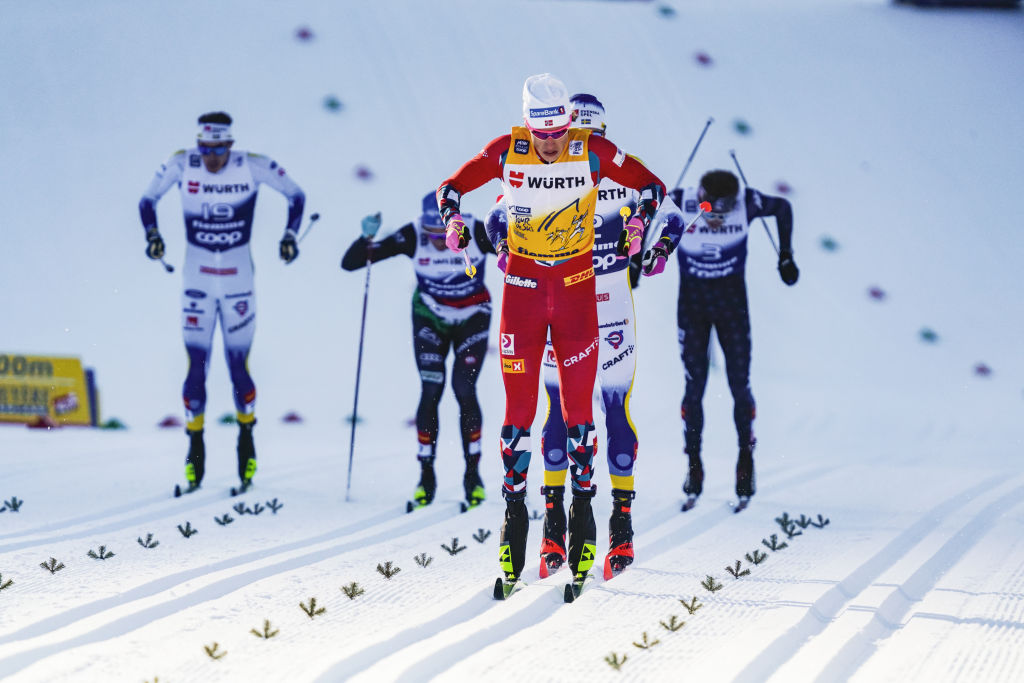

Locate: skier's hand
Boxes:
[495,239,509,273]
[145,227,165,260]
[445,213,469,252]
[361,212,381,239]
[616,216,645,258]
[279,233,298,264]
[642,237,671,277]
[778,250,799,285]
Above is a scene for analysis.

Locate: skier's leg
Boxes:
[451,308,490,505]
[181,286,216,485]
[678,282,712,496]
[716,277,756,496]
[222,290,257,483]
[411,300,450,506]
[539,332,567,574]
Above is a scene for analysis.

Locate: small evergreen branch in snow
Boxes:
[782,523,802,539]
[250,619,279,639]
[177,522,198,538]
[604,652,627,671]
[679,596,703,615]
[215,514,234,526]
[233,503,247,516]
[745,549,768,566]
[266,498,284,514]
[776,512,802,539]
[4,497,23,512]
[762,534,788,551]
[87,546,115,560]
[529,509,543,521]
[795,514,813,529]
[414,553,433,568]
[377,561,401,579]
[137,533,159,549]
[725,560,750,579]
[40,557,65,574]
[775,512,793,529]
[472,528,492,543]
[203,642,227,660]
[701,575,723,592]
[300,597,326,618]
[632,631,660,649]
[441,538,467,556]
[341,582,365,600]
[810,514,830,529]
[660,615,685,632]
[250,502,265,516]
[0,574,13,591]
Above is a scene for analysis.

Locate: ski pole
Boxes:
[673,117,714,190]
[729,150,780,256]
[684,202,712,234]
[345,243,372,502]
[462,250,477,278]
[297,212,321,244]
[159,257,174,273]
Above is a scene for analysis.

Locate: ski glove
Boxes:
[279,233,298,264]
[145,227,165,260]
[642,237,671,277]
[361,212,381,239]
[495,238,509,273]
[445,214,470,252]
[616,216,645,258]
[778,250,799,285]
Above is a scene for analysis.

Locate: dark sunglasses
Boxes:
[198,144,230,156]
[530,126,569,141]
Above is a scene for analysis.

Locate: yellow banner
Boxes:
[0,354,97,426]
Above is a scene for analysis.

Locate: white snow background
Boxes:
[1,0,1023,681]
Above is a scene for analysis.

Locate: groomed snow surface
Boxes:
[1,1,1022,681]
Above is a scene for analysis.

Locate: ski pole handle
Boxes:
[297,212,321,244]
[159,257,175,273]
[684,202,712,234]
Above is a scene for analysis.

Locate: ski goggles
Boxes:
[528,123,570,140]
[702,195,737,219]
[198,144,231,156]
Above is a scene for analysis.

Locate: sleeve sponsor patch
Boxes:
[612,147,625,167]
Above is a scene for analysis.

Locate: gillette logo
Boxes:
[504,274,538,289]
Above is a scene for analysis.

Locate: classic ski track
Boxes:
[0,503,458,679]
[733,473,1019,683]
[319,461,840,681]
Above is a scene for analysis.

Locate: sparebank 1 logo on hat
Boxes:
[529,106,566,118]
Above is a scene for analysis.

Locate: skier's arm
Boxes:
[746,188,793,254]
[436,135,510,228]
[249,154,306,237]
[483,200,508,248]
[340,223,417,271]
[652,190,687,252]
[471,219,496,255]
[138,151,186,232]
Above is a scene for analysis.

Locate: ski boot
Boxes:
[231,420,257,496]
[564,488,597,602]
[174,429,205,497]
[682,451,703,511]
[461,454,485,512]
[407,457,437,512]
[538,485,566,578]
[604,489,635,579]
[734,445,756,512]
[494,495,528,599]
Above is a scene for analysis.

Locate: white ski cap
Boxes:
[570,93,606,134]
[197,122,232,143]
[522,73,571,131]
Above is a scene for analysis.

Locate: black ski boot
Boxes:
[604,489,635,579]
[184,428,205,490]
[494,494,528,599]
[539,485,566,578]
[682,450,703,511]
[736,446,756,499]
[462,453,485,510]
[564,488,597,602]
[410,456,437,510]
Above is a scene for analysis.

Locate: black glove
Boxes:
[145,227,165,260]
[279,233,298,264]
[778,250,799,285]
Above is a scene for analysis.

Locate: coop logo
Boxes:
[502,358,525,374]
[187,181,200,194]
[504,274,537,289]
[500,333,515,355]
[508,170,525,188]
[562,338,599,367]
[510,206,531,216]
[233,300,248,316]
[563,267,594,287]
[196,230,243,246]
[604,330,624,350]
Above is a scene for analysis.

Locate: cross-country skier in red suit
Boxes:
[436,73,666,597]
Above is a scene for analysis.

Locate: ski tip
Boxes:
[173,484,182,498]
[406,501,416,514]
[563,583,576,603]
[493,577,506,600]
[459,502,468,513]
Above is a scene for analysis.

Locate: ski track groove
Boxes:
[0,505,459,679]
[315,461,840,681]
[732,473,1014,683]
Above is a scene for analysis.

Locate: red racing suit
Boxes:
[437,127,665,499]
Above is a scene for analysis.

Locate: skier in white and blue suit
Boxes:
[642,169,799,505]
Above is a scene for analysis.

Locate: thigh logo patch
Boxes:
[501,358,525,374]
[500,333,515,355]
[564,267,594,286]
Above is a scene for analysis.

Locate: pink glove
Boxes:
[642,237,671,277]
[616,216,645,257]
[445,214,469,252]
[495,239,509,273]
